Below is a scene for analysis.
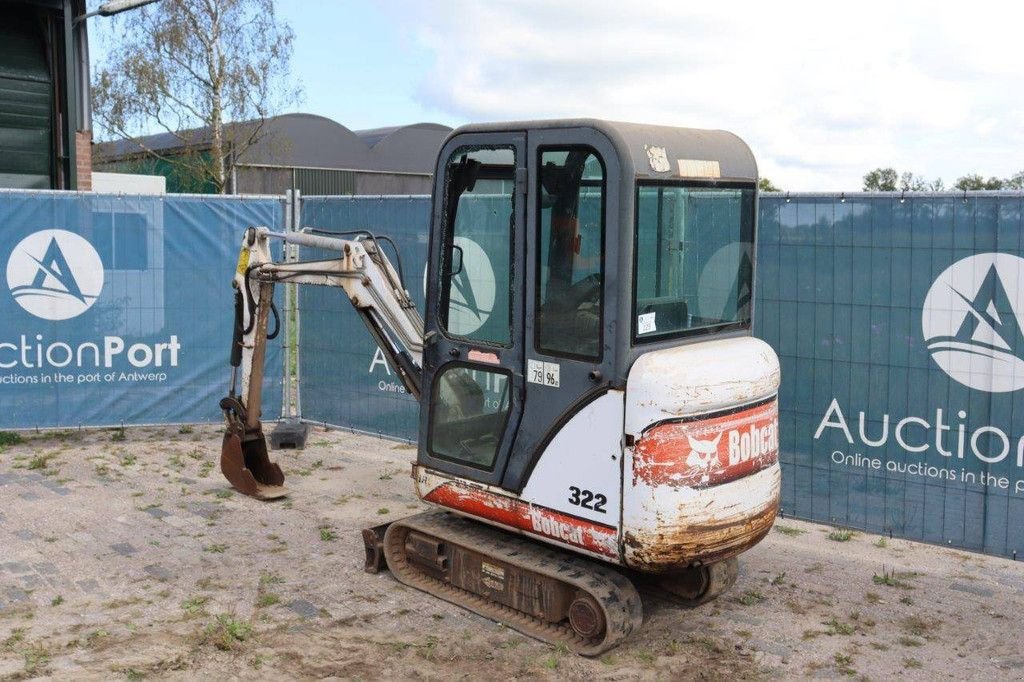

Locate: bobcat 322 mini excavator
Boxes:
[220,119,781,655]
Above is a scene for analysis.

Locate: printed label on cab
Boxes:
[527,359,560,388]
[637,312,657,334]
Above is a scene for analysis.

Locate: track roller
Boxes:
[382,511,643,656]
[656,557,739,606]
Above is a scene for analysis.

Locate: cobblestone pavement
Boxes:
[0,424,1022,680]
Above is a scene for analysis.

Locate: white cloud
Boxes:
[390,0,1024,190]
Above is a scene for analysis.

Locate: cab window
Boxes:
[535,148,605,360]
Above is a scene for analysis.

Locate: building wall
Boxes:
[76,131,92,190]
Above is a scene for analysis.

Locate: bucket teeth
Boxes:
[220,431,287,500]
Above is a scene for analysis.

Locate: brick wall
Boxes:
[75,130,92,190]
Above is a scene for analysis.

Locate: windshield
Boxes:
[633,183,755,340]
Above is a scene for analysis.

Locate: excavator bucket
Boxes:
[220,431,287,500]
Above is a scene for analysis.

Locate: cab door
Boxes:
[418,133,526,486]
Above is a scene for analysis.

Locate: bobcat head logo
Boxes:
[685,432,723,469]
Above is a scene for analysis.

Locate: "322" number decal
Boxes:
[568,486,607,513]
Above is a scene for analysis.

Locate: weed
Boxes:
[771,572,787,586]
[120,452,137,466]
[259,573,284,586]
[22,642,50,675]
[901,615,938,639]
[3,628,26,648]
[168,453,184,470]
[181,596,209,615]
[875,537,888,548]
[865,592,882,604]
[541,656,559,670]
[897,636,924,647]
[900,596,914,605]
[635,650,656,665]
[95,462,110,477]
[27,452,58,470]
[198,461,213,478]
[377,507,390,515]
[600,654,617,665]
[804,562,825,574]
[824,617,855,635]
[203,544,228,553]
[736,590,766,606]
[112,428,127,442]
[735,629,752,639]
[774,524,806,536]
[50,595,64,607]
[204,614,253,651]
[872,566,914,589]
[124,668,144,680]
[870,642,890,651]
[903,657,923,669]
[828,528,855,542]
[319,527,337,542]
[833,652,855,675]
[255,593,280,608]
[0,431,25,446]
[215,489,233,499]
[178,425,194,435]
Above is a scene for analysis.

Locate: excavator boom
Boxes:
[220,226,424,498]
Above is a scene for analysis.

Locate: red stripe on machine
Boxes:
[423,482,618,558]
[633,400,779,489]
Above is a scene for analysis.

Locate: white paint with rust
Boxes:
[624,336,780,436]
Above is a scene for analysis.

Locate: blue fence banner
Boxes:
[758,192,1024,558]
[0,190,283,428]
[298,196,429,440]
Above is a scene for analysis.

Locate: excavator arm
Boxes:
[220,226,424,498]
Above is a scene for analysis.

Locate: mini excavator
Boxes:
[220,119,781,655]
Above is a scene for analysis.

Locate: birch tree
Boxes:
[93,0,299,193]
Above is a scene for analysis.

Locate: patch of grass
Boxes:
[828,528,855,542]
[178,425,194,435]
[3,628,26,649]
[255,593,280,608]
[94,462,110,477]
[897,636,924,647]
[864,591,882,604]
[22,642,50,675]
[319,527,337,542]
[903,657,923,669]
[377,507,390,515]
[736,590,766,606]
[168,453,184,470]
[804,562,825,574]
[873,566,915,589]
[900,595,914,605]
[259,573,284,586]
[27,452,59,470]
[203,544,228,553]
[50,595,64,607]
[120,452,136,466]
[198,461,213,478]
[181,596,209,615]
[771,572,787,586]
[111,428,127,442]
[0,431,25,446]
[833,652,856,676]
[203,614,252,651]
[874,537,888,548]
[824,617,855,635]
[774,524,806,536]
[901,615,938,639]
[541,656,559,670]
[215,489,233,499]
[635,649,656,666]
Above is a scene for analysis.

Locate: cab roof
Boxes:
[449,118,757,183]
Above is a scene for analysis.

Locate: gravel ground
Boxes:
[0,423,1022,681]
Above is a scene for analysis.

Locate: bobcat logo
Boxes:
[686,432,723,469]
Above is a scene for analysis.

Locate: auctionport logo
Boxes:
[922,252,1024,393]
[6,229,104,321]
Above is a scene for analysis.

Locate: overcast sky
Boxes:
[92,0,1024,191]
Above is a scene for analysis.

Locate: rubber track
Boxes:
[383,511,643,656]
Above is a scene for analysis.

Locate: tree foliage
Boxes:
[864,166,1022,193]
[758,177,780,192]
[93,0,300,193]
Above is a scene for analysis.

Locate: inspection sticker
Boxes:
[638,312,657,334]
[527,359,561,388]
